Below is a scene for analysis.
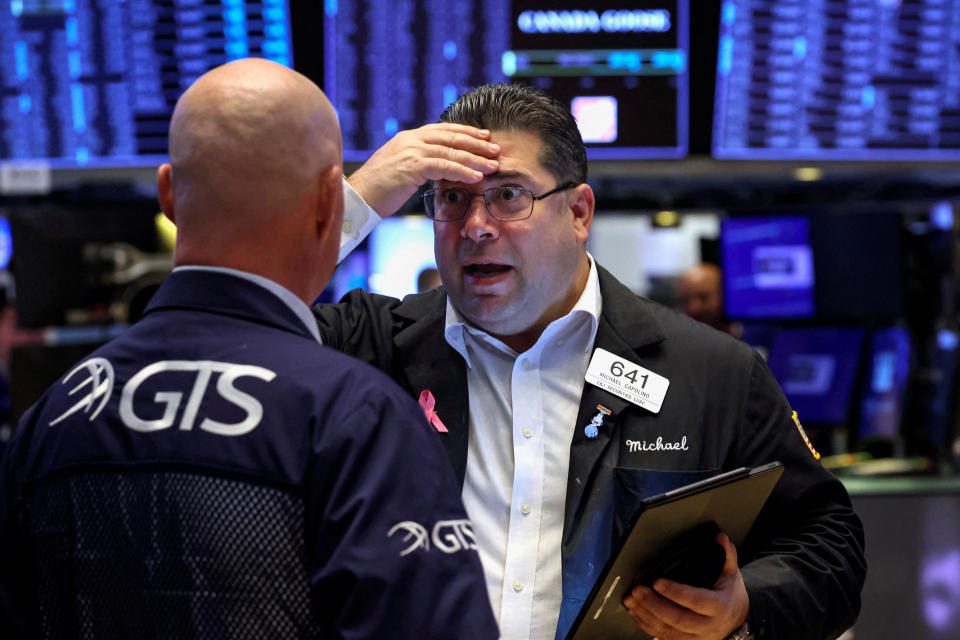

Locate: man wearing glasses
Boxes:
[316,83,865,640]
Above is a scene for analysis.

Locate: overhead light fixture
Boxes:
[653,210,680,227]
[793,167,823,182]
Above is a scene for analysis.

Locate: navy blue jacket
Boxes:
[0,270,498,639]
[313,265,866,640]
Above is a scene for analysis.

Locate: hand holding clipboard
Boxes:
[566,462,784,640]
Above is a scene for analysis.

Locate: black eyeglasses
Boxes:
[422,182,577,222]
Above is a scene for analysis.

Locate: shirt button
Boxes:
[555,339,565,347]
[522,427,534,439]
[521,359,533,371]
[513,581,524,592]
[520,504,531,515]
[342,220,353,233]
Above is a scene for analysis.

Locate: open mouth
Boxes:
[464,263,512,277]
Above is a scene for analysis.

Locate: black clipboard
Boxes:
[565,462,784,640]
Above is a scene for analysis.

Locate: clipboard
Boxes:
[565,461,784,640]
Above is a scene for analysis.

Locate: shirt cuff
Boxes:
[339,178,382,263]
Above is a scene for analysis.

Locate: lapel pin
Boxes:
[418,390,448,433]
[584,404,612,439]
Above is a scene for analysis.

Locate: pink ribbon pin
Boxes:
[418,390,448,433]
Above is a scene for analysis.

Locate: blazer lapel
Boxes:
[393,291,471,486]
[564,267,667,535]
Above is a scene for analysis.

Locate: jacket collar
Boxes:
[144,269,318,342]
[388,265,667,487]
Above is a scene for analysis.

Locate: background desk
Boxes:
[845,477,960,639]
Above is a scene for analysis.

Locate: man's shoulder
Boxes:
[596,265,755,361]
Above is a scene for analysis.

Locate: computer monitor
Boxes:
[721,215,815,320]
[0,0,294,169]
[7,193,162,327]
[312,0,690,161]
[713,0,960,160]
[721,212,903,321]
[767,327,866,426]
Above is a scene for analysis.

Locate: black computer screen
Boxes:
[318,0,690,161]
[767,326,866,426]
[0,0,294,168]
[712,0,960,160]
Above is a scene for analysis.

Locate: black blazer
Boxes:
[314,265,866,640]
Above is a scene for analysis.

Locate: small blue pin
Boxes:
[584,404,612,439]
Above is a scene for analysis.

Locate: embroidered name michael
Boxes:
[625,436,689,453]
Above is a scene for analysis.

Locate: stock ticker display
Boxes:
[713,0,960,160]
[324,1,689,161]
[0,0,293,168]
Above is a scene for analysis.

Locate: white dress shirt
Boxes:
[444,262,601,639]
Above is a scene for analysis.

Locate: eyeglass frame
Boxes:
[422,181,578,222]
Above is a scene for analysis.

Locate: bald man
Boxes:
[0,59,497,639]
[677,263,740,337]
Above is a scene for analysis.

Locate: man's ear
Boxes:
[157,164,176,224]
[316,165,344,239]
[569,182,595,244]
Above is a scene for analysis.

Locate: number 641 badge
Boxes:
[584,348,670,414]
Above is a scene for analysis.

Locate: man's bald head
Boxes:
[158,59,344,301]
[166,58,340,224]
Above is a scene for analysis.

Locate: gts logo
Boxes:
[50,359,277,437]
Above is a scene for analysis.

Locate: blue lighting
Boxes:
[938,329,958,351]
[443,84,458,109]
[71,84,86,133]
[443,40,457,60]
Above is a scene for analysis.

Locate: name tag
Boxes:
[585,348,670,414]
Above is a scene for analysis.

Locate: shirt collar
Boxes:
[443,252,602,367]
[173,265,322,343]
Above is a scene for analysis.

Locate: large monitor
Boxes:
[317,0,690,161]
[767,326,866,427]
[0,0,294,169]
[720,212,903,321]
[7,192,163,327]
[712,0,960,160]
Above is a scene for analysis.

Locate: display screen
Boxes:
[321,0,689,161]
[721,212,903,321]
[713,0,960,160]
[0,0,294,168]
[767,326,865,426]
[721,215,814,320]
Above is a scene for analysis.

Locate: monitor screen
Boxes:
[0,0,294,168]
[8,194,162,327]
[767,327,866,426]
[319,0,689,161]
[721,215,815,320]
[721,212,903,321]
[712,0,960,160]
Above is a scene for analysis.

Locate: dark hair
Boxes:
[439,83,587,184]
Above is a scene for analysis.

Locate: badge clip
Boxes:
[584,404,612,439]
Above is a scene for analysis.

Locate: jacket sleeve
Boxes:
[305,374,498,640]
[313,289,405,373]
[733,350,866,640]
